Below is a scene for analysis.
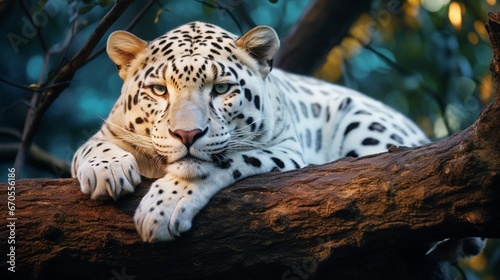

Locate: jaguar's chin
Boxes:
[166,156,211,180]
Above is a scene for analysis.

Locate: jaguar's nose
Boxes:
[169,128,206,147]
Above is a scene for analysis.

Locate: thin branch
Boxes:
[42,3,80,83]
[0,77,32,91]
[0,143,71,177]
[124,0,156,32]
[1,128,70,177]
[85,0,156,65]
[14,0,136,177]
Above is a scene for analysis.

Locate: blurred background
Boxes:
[0,0,499,278]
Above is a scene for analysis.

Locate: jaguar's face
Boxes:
[106,22,279,178]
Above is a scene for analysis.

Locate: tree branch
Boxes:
[85,0,156,65]
[274,0,372,74]
[13,0,136,177]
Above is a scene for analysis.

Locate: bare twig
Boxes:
[13,0,136,177]
[0,144,71,177]
[1,127,70,176]
[85,0,156,64]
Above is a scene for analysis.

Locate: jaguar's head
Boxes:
[106,22,279,179]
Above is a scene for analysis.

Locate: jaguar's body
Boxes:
[72,22,484,258]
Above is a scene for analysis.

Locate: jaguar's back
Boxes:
[270,69,429,164]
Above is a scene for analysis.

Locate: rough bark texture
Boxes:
[274,0,372,74]
[2,11,500,280]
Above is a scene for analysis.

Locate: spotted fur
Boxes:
[71,22,485,257]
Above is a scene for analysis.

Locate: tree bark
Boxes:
[2,11,500,280]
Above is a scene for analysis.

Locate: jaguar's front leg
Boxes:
[134,147,304,242]
[72,139,142,200]
[134,173,221,242]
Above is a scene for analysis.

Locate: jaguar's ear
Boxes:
[236,26,280,77]
[107,31,148,80]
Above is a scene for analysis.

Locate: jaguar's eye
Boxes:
[151,84,167,95]
[212,83,231,95]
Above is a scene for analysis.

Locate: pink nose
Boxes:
[169,129,204,147]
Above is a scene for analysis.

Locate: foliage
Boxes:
[317,0,496,140]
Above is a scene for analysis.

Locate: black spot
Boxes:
[83,147,93,157]
[344,122,360,136]
[311,103,321,118]
[160,211,165,216]
[271,157,285,169]
[158,189,164,194]
[149,207,155,212]
[369,122,386,133]
[244,88,252,101]
[156,200,163,205]
[299,101,308,118]
[390,133,404,145]
[243,155,262,167]
[144,66,154,79]
[211,42,222,49]
[354,109,371,115]
[187,190,192,195]
[338,97,352,111]
[119,177,124,187]
[135,117,144,124]
[305,129,312,148]
[291,159,301,169]
[212,154,231,169]
[103,148,110,153]
[346,150,359,157]
[245,117,256,131]
[233,169,242,179]
[362,138,380,145]
[172,190,177,194]
[127,95,132,111]
[254,95,260,110]
[315,129,322,152]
